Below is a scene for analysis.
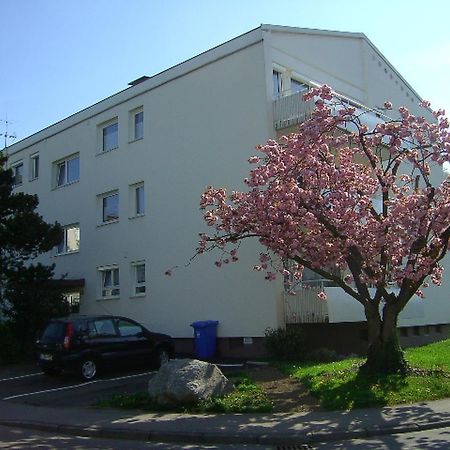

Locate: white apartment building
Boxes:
[6,25,449,356]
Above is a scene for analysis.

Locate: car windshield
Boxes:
[40,322,67,343]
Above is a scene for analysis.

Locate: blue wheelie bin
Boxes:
[190,320,219,359]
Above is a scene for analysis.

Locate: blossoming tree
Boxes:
[197,85,450,373]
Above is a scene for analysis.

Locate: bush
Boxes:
[0,322,24,365]
[264,326,305,360]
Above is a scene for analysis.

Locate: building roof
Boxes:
[6,24,423,155]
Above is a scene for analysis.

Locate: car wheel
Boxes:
[79,358,97,381]
[156,348,170,368]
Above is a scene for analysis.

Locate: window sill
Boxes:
[53,180,79,190]
[54,250,80,257]
[130,294,146,299]
[96,296,120,301]
[128,137,144,144]
[97,219,119,228]
[128,214,145,220]
[96,147,119,157]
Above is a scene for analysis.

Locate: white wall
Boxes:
[6,38,284,339]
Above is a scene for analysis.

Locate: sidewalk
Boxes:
[1,398,450,446]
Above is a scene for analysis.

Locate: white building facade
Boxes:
[6,25,449,356]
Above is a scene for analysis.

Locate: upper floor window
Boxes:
[57,224,80,255]
[291,79,309,95]
[11,161,24,186]
[98,265,120,298]
[102,121,118,152]
[132,261,146,296]
[55,154,79,188]
[30,153,39,180]
[129,182,145,217]
[134,110,144,140]
[101,191,119,223]
[273,70,283,98]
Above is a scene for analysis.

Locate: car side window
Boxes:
[116,319,143,337]
[92,319,117,337]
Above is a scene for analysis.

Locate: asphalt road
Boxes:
[0,425,271,450]
[0,364,154,408]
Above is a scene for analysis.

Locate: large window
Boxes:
[101,191,119,223]
[57,224,80,255]
[99,266,120,298]
[132,261,146,296]
[11,161,24,186]
[30,153,39,180]
[55,154,79,187]
[102,121,118,152]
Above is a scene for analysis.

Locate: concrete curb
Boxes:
[2,418,450,446]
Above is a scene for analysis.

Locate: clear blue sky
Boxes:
[1,0,449,145]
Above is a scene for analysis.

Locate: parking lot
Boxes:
[0,364,155,408]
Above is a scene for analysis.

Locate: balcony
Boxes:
[284,280,330,324]
[273,91,314,130]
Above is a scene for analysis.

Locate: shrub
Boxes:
[0,322,23,365]
[264,326,305,360]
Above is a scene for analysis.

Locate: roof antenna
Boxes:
[0,115,17,149]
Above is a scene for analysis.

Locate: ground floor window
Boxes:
[98,266,120,298]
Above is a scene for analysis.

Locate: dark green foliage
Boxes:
[0,322,23,364]
[264,326,305,360]
[0,155,65,352]
[2,264,70,349]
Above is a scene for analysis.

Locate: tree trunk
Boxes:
[361,302,407,374]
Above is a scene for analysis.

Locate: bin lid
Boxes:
[190,320,219,328]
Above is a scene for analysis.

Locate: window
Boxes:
[11,161,23,186]
[91,318,117,336]
[132,261,146,296]
[134,110,144,140]
[102,121,118,152]
[55,154,79,187]
[63,293,80,313]
[272,70,283,98]
[291,79,309,95]
[30,153,39,180]
[117,318,143,337]
[135,185,144,215]
[101,191,119,223]
[99,266,120,298]
[57,224,80,254]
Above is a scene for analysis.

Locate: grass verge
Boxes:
[96,372,272,413]
[279,338,450,410]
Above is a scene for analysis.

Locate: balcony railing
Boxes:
[284,282,329,324]
[273,92,314,130]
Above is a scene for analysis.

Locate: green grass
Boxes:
[96,373,272,413]
[279,339,450,410]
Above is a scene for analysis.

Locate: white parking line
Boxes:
[2,370,156,401]
[0,373,43,382]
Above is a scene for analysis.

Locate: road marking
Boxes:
[0,373,43,382]
[2,370,156,401]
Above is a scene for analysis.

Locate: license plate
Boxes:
[40,353,53,361]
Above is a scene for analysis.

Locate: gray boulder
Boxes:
[148,358,234,406]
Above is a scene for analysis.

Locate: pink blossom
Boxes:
[317,291,327,301]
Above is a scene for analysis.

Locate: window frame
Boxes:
[11,161,24,186]
[100,119,119,153]
[134,110,144,141]
[99,190,119,224]
[56,223,80,255]
[98,265,120,299]
[131,261,146,297]
[129,182,145,218]
[54,153,80,188]
[30,153,39,180]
